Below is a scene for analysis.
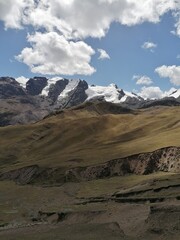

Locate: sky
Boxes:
[0,0,180,99]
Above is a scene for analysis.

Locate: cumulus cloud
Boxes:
[1,0,180,76]
[172,9,180,37]
[138,86,179,99]
[141,41,157,52]
[16,76,29,88]
[45,0,178,39]
[0,0,178,38]
[16,31,96,75]
[0,0,34,29]
[138,86,164,99]
[133,75,153,85]
[98,49,110,60]
[155,65,180,86]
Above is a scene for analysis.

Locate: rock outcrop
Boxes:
[0,147,179,185]
[26,77,48,96]
[65,147,180,182]
[0,77,26,98]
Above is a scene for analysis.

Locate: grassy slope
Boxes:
[0,172,179,240]
[0,106,180,172]
[0,104,180,239]
[0,172,178,223]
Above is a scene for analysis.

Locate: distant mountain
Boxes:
[0,77,50,126]
[19,77,180,107]
[0,76,180,126]
[19,77,144,107]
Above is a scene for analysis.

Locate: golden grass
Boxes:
[0,106,179,172]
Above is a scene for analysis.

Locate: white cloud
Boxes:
[155,65,180,86]
[138,86,164,99]
[34,0,179,38]
[0,0,178,38]
[98,49,110,60]
[16,76,29,88]
[16,31,96,75]
[0,0,34,29]
[172,10,180,37]
[141,41,157,52]
[138,86,180,99]
[133,75,153,85]
[1,0,180,76]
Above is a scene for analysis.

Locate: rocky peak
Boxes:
[48,78,69,103]
[61,80,89,108]
[117,89,125,100]
[0,77,26,98]
[0,77,17,84]
[26,77,48,96]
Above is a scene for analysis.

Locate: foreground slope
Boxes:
[0,102,179,240]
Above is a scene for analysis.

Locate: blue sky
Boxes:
[0,0,180,98]
[85,12,179,91]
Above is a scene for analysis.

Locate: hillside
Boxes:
[0,102,179,172]
[0,102,179,240]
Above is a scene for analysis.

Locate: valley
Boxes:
[0,100,179,239]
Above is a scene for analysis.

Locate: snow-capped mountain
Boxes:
[19,77,180,110]
[85,83,142,103]
[24,77,143,106]
[0,76,179,126]
[3,76,180,106]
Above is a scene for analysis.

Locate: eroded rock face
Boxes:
[0,165,65,185]
[0,147,179,185]
[0,165,41,185]
[65,147,180,181]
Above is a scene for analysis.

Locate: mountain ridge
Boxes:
[0,78,179,239]
[0,76,180,126]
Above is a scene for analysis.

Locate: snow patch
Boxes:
[58,79,80,100]
[41,77,62,96]
[119,95,128,102]
[169,89,180,98]
[86,84,122,103]
[86,84,139,103]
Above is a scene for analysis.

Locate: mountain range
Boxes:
[0,76,180,239]
[0,76,180,126]
[0,97,179,240]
